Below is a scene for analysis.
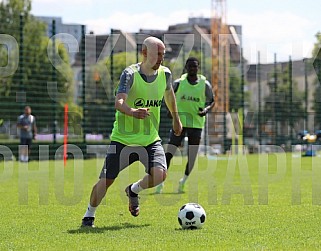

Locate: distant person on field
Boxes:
[81,36,182,228]
[156,57,215,193]
[17,106,37,162]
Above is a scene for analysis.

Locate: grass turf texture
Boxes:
[1,153,321,250]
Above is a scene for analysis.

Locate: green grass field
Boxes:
[1,153,321,250]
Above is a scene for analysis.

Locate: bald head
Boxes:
[142,36,165,70]
[142,37,165,51]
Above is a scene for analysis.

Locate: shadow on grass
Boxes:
[68,222,151,234]
[174,227,200,231]
[148,191,185,196]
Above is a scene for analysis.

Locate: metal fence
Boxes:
[1,14,320,157]
[0,16,182,149]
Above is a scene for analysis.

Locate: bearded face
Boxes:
[147,45,165,70]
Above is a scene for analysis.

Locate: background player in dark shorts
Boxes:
[156,57,214,193]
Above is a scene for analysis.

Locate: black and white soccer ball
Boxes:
[178,203,206,229]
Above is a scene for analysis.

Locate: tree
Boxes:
[0,0,77,135]
[0,0,32,116]
[312,32,321,127]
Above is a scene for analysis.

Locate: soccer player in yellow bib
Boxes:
[81,37,182,227]
[156,57,214,193]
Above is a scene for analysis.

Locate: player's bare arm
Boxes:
[115,93,150,119]
[198,82,215,117]
[164,87,182,136]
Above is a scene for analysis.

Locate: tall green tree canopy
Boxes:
[0,0,76,132]
[312,32,321,127]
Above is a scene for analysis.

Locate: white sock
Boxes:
[84,204,97,218]
[25,156,29,162]
[20,155,24,161]
[131,180,144,194]
[181,174,188,183]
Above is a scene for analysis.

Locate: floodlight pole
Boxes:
[257,51,262,146]
[81,25,86,143]
[273,53,278,145]
[289,56,293,143]
[19,14,25,110]
[51,19,57,144]
[304,58,308,130]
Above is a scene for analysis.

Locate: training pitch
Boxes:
[1,153,321,250]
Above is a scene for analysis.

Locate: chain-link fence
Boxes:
[1,12,320,159]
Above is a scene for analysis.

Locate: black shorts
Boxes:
[20,138,32,148]
[99,141,167,179]
[168,127,202,147]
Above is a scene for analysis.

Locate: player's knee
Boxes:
[161,169,167,181]
[151,167,167,182]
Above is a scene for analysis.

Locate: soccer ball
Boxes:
[178,203,206,229]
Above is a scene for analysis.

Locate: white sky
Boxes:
[30,0,321,63]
